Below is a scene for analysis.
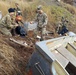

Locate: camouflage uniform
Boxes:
[56,17,68,33]
[34,12,48,40]
[15,5,22,15]
[61,17,68,27]
[0,14,15,36]
[56,22,62,33]
[56,17,68,35]
[15,4,23,24]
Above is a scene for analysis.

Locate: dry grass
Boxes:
[0,0,29,16]
[66,4,76,14]
[0,37,25,75]
[61,2,76,15]
[0,1,10,16]
[0,34,34,75]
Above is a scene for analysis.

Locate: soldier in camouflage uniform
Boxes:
[56,17,68,35]
[56,21,62,33]
[61,17,68,28]
[15,3,23,25]
[34,8,48,40]
[15,3,22,16]
[0,8,17,36]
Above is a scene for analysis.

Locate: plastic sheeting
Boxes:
[24,22,37,31]
[67,31,76,37]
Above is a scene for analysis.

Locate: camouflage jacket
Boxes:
[35,12,48,28]
[0,14,15,29]
[15,7,22,15]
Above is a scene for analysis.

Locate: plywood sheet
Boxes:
[52,50,69,68]
[57,46,76,67]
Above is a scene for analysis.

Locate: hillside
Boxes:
[0,0,76,75]
[0,34,34,75]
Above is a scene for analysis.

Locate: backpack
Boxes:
[15,26,27,37]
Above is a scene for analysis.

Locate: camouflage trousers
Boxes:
[0,27,12,36]
[34,26,46,40]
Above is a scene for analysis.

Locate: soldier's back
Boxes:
[0,14,11,27]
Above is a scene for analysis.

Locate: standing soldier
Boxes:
[15,3,22,16]
[15,3,23,24]
[33,5,48,40]
[0,8,18,36]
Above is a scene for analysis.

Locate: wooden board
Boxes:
[57,46,76,67]
[9,38,28,47]
[73,41,76,46]
[68,43,76,50]
[52,50,69,68]
[53,61,69,75]
[67,43,76,57]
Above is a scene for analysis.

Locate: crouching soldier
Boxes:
[0,8,18,36]
[33,6,48,40]
[56,17,68,35]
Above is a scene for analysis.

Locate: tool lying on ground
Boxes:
[9,38,33,48]
[9,38,28,46]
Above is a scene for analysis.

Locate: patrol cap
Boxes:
[8,8,15,13]
[37,5,42,10]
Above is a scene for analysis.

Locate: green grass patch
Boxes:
[50,5,73,21]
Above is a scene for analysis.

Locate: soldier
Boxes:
[15,3,22,16]
[56,17,68,35]
[0,8,18,36]
[15,3,23,25]
[34,6,48,40]
[56,21,62,33]
[61,17,68,28]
